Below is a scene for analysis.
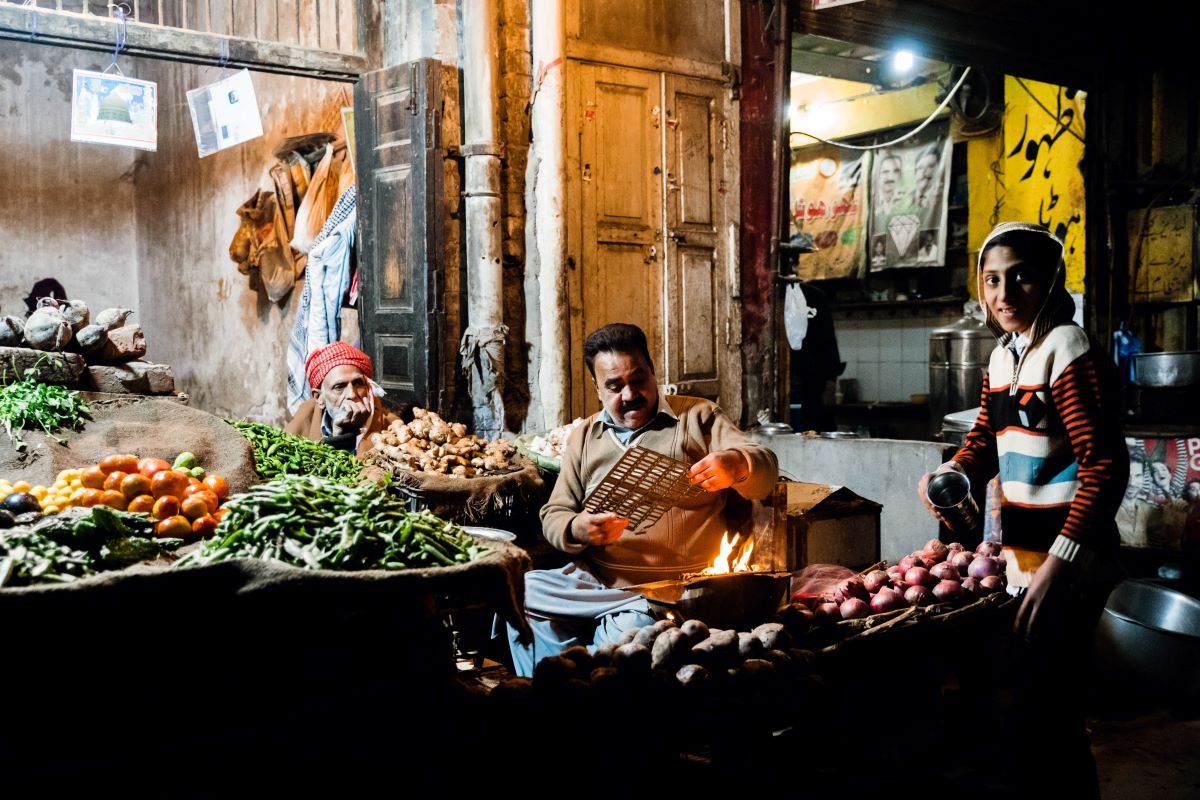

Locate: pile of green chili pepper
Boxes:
[225,420,363,484]
[174,475,486,571]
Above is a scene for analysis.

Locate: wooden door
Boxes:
[568,64,665,419]
[354,59,442,410]
[662,74,729,406]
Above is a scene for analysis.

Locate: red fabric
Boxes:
[305,342,372,390]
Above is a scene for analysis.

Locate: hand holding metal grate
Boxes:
[582,446,706,533]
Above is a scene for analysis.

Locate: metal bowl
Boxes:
[1092,579,1200,708]
[1132,351,1200,388]
[633,571,791,630]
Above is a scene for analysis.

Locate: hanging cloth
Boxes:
[286,185,357,414]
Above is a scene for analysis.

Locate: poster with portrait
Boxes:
[1119,437,1200,550]
[868,125,951,271]
[70,69,158,151]
[788,146,868,280]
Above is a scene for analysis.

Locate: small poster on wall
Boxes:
[788,147,868,280]
[70,69,158,151]
[187,69,264,158]
[1119,436,1200,550]
[868,124,952,271]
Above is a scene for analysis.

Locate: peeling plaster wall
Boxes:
[0,42,348,424]
[0,44,139,321]
[132,60,350,424]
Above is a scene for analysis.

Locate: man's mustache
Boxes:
[619,398,646,413]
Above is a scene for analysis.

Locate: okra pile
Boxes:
[174,474,486,571]
[226,420,363,485]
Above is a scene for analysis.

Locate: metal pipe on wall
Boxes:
[531,0,569,429]
[460,0,507,437]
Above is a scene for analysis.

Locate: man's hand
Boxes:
[570,511,629,546]
[688,450,749,493]
[1014,554,1073,641]
[332,398,371,436]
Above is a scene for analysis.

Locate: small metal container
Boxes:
[925,470,980,536]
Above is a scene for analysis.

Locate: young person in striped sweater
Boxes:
[917,221,1128,797]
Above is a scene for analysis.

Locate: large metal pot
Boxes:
[929,315,994,434]
[1132,351,1200,388]
[1092,579,1200,709]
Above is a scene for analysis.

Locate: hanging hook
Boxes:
[103,3,130,76]
[217,37,231,80]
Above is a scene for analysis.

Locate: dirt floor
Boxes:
[1092,710,1200,799]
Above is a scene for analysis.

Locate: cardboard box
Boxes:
[766,481,882,571]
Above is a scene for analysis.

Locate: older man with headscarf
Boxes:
[284,341,399,456]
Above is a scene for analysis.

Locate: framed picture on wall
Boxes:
[70,69,158,151]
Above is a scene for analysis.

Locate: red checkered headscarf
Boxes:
[305,342,373,390]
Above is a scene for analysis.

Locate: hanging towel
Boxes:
[286,185,357,414]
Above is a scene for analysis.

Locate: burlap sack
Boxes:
[0,392,258,492]
[391,455,546,524]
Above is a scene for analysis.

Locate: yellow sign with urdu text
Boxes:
[1127,205,1197,303]
[1001,77,1086,293]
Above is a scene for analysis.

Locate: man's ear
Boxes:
[312,388,325,408]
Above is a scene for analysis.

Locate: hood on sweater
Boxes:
[976,221,1077,349]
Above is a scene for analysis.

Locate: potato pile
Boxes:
[367,407,516,478]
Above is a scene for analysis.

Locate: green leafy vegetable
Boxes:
[0,366,91,451]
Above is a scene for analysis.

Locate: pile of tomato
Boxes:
[53,454,230,539]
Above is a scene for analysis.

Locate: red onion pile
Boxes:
[796,538,1009,621]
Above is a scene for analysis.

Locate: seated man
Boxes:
[285,341,398,456]
[507,323,778,675]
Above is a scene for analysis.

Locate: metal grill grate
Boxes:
[583,446,705,533]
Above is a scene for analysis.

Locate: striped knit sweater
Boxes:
[951,324,1128,571]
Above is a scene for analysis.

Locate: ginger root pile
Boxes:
[367,407,516,478]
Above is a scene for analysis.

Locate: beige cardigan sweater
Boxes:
[540,395,778,587]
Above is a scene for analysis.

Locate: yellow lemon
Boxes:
[12,481,31,493]
[42,504,60,515]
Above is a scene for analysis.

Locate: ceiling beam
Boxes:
[791,47,886,85]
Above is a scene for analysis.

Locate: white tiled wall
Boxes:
[837,312,960,403]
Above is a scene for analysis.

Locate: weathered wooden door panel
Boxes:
[663,75,727,404]
[569,64,664,419]
[355,59,440,410]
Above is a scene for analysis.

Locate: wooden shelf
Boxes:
[831,295,966,311]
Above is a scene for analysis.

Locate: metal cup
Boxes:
[925,470,980,535]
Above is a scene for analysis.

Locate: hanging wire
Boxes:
[1013,77,1085,144]
[790,66,972,152]
[102,3,130,75]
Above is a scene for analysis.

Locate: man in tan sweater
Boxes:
[508,323,778,675]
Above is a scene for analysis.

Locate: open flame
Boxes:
[700,532,755,575]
